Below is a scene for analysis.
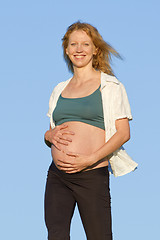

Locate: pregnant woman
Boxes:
[44,21,138,240]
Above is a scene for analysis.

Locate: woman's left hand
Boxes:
[56,151,92,173]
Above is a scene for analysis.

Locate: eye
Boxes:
[84,43,89,46]
[70,43,76,46]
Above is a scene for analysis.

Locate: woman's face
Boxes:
[66,30,96,70]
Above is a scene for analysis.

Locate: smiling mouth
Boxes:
[74,55,86,59]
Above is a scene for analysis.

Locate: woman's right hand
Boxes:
[44,124,75,150]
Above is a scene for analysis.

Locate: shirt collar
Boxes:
[101,71,119,89]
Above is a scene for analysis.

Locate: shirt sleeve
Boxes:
[113,82,133,121]
[47,94,54,118]
[47,85,57,118]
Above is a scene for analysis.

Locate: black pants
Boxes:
[44,161,113,240]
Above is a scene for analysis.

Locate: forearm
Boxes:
[89,131,130,166]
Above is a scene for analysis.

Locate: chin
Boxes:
[73,64,87,68]
[73,61,93,69]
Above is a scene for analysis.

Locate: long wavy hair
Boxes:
[62,21,121,76]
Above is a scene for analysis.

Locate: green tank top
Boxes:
[52,85,105,130]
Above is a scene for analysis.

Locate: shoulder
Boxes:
[101,72,125,91]
[102,72,120,84]
[101,72,131,106]
[52,80,68,92]
[49,77,71,97]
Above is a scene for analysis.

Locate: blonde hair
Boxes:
[62,21,121,76]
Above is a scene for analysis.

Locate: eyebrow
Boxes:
[69,40,91,43]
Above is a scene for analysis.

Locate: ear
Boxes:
[66,48,68,55]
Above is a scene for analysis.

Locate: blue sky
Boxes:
[0,0,160,239]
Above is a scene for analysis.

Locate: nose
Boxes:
[76,43,83,52]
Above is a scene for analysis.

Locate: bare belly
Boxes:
[51,122,108,171]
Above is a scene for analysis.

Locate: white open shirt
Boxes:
[47,71,138,177]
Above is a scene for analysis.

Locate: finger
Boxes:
[59,124,68,130]
[65,169,79,174]
[63,131,75,135]
[58,165,74,170]
[57,159,74,165]
[52,138,67,147]
[57,163,75,170]
[54,144,61,151]
[59,136,72,142]
[66,152,79,157]
[58,164,77,171]
[52,142,62,151]
[55,135,71,145]
[62,168,77,173]
[57,139,69,145]
[54,136,69,145]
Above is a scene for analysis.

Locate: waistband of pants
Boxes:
[49,160,109,177]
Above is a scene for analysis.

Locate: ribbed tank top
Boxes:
[52,85,105,130]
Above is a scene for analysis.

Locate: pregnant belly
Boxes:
[51,122,109,170]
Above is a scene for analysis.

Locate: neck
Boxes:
[72,66,99,85]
